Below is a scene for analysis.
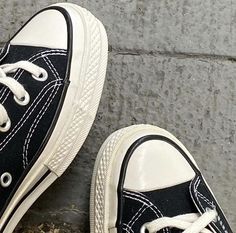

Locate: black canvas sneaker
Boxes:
[90,125,233,233]
[0,3,108,232]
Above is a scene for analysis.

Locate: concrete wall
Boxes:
[0,0,235,232]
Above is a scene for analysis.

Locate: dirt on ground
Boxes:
[14,222,81,233]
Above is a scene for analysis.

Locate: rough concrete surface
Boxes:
[0,0,235,232]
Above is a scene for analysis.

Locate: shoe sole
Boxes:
[90,124,200,233]
[0,4,108,233]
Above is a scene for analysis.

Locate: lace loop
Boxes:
[141,210,217,233]
[1,61,45,78]
[32,67,48,81]
[0,61,48,131]
[0,104,9,126]
[14,91,30,106]
[0,77,26,100]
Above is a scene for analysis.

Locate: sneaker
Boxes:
[90,125,233,233]
[0,3,108,232]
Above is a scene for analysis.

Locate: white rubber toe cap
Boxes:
[10,9,68,49]
[124,139,196,192]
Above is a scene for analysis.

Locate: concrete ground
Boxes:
[0,0,235,232]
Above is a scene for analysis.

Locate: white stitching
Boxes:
[123,190,163,217]
[43,56,61,80]
[22,84,61,167]
[197,191,215,208]
[124,191,168,233]
[125,204,146,231]
[193,177,223,233]
[0,80,62,150]
[22,55,60,165]
[195,178,228,233]
[126,204,152,232]
[122,224,134,233]
[0,51,66,149]
[0,50,66,102]
[123,195,162,233]
[22,56,61,167]
[123,193,167,233]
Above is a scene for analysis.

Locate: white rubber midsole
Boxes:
[90,124,199,233]
[0,3,108,233]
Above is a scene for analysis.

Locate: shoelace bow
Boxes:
[0,61,47,131]
[141,209,217,233]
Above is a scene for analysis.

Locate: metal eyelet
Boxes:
[1,172,12,187]
[14,91,30,106]
[32,68,48,82]
[0,119,11,132]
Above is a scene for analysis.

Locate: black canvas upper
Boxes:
[0,6,73,219]
[0,44,69,215]
[117,136,233,233]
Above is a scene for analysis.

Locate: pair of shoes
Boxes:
[0,3,233,233]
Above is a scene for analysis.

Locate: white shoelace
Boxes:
[141,209,217,233]
[0,61,47,132]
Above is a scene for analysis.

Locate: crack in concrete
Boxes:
[110,47,236,63]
